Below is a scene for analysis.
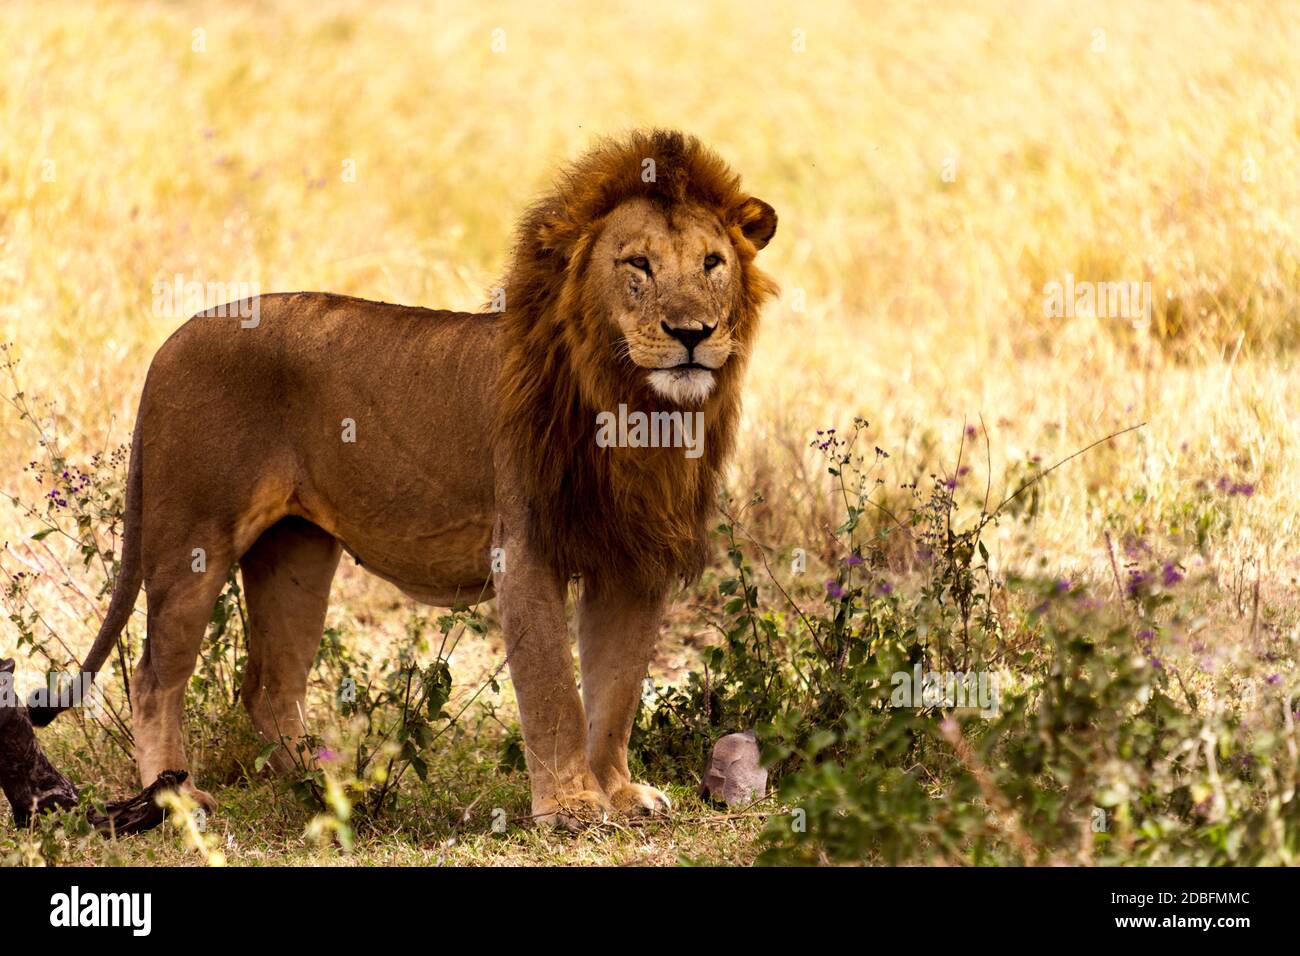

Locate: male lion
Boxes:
[32,129,778,828]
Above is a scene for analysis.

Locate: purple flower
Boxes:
[1216,477,1256,497]
[825,580,844,600]
[1126,569,1150,598]
[1161,563,1184,587]
[1266,674,1280,686]
[843,554,864,567]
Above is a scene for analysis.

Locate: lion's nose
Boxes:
[661,321,715,355]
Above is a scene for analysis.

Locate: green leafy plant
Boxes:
[637,417,1300,865]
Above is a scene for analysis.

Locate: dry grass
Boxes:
[1,0,1298,864]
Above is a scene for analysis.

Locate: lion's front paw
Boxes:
[534,789,611,832]
[609,782,672,817]
[185,784,219,814]
[160,777,217,814]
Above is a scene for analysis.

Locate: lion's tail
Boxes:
[29,414,145,727]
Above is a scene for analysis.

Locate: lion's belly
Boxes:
[290,428,499,602]
[315,506,497,606]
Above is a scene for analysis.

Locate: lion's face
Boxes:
[588,196,776,405]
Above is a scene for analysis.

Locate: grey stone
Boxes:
[698,729,767,806]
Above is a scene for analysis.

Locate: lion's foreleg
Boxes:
[494,520,607,829]
[576,582,671,816]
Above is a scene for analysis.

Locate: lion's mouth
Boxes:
[646,365,716,404]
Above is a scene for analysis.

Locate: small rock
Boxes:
[698,730,767,807]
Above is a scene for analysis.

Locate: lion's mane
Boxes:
[496,130,778,594]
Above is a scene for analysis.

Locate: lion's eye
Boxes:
[704,254,723,271]
[627,256,651,275]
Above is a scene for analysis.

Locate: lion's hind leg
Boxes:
[132,546,236,813]
[240,517,342,774]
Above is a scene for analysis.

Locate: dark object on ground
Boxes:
[85,769,188,836]
[0,658,184,835]
[0,658,79,826]
[698,730,768,807]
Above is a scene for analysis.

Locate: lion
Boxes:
[31,129,779,828]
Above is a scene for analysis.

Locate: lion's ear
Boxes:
[533,204,580,260]
[733,197,778,251]
[536,219,572,258]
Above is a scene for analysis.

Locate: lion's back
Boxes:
[145,291,501,411]
[137,291,504,517]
